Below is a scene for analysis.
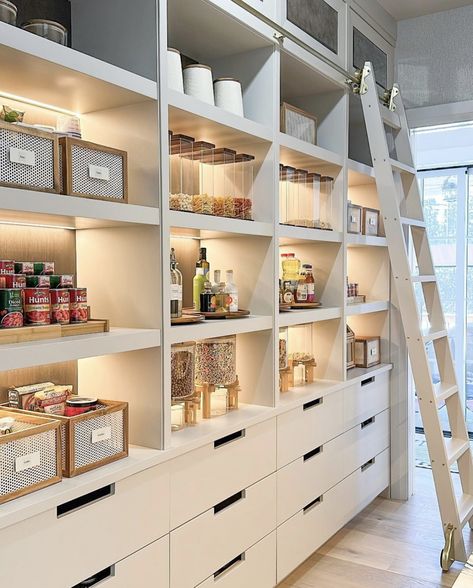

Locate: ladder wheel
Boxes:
[440,548,453,572]
[440,524,455,572]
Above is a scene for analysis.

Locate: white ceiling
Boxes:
[377,0,473,20]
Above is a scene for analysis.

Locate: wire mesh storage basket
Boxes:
[0,121,60,193]
[59,137,128,202]
[0,409,61,504]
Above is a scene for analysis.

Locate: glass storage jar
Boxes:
[320,176,334,230]
[307,172,321,229]
[171,341,196,400]
[192,140,215,215]
[294,168,309,227]
[211,148,236,218]
[279,327,288,370]
[234,153,254,220]
[169,133,195,212]
[195,335,237,386]
[279,165,296,225]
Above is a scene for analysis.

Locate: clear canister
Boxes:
[192,140,215,215]
[307,172,321,229]
[195,335,237,386]
[169,133,195,212]
[279,327,288,370]
[294,168,309,227]
[171,342,196,400]
[288,323,314,363]
[211,148,236,218]
[320,176,334,230]
[280,165,296,225]
[234,153,254,220]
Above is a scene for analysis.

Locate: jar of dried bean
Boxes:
[169,133,195,212]
[195,335,236,386]
[171,342,196,400]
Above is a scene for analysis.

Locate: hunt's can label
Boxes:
[34,262,55,276]
[0,289,24,328]
[0,275,26,289]
[50,275,74,289]
[50,289,70,325]
[14,262,34,275]
[24,288,51,325]
[69,288,87,323]
[26,275,51,288]
[0,260,15,275]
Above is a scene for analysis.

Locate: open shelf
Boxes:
[0,328,161,372]
[347,234,387,247]
[279,307,342,327]
[169,315,272,344]
[346,300,390,316]
[346,363,393,383]
[279,378,344,410]
[347,158,376,186]
[0,22,157,114]
[279,132,343,171]
[0,187,160,229]
[279,225,343,245]
[169,211,272,238]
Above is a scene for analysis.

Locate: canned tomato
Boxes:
[50,289,70,324]
[0,261,14,275]
[34,262,55,276]
[50,275,74,289]
[0,289,23,328]
[1,275,26,289]
[14,262,34,275]
[26,275,51,288]
[24,288,51,325]
[64,396,97,417]
[69,288,88,323]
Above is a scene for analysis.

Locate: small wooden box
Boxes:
[0,121,60,193]
[281,102,317,145]
[59,137,128,203]
[347,202,362,234]
[0,409,62,504]
[346,325,356,369]
[362,207,380,236]
[355,336,381,368]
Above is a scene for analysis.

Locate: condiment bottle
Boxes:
[200,281,213,312]
[303,263,315,303]
[283,280,294,304]
[215,282,229,312]
[193,268,206,311]
[196,247,210,277]
[212,269,221,294]
[225,270,238,312]
[170,248,183,319]
[296,267,308,302]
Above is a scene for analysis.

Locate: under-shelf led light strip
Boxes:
[0,91,81,117]
[0,220,75,231]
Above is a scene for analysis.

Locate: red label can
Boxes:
[34,262,55,276]
[0,289,23,328]
[0,261,14,275]
[50,289,70,325]
[14,262,34,275]
[1,275,27,289]
[69,288,88,323]
[26,275,50,288]
[24,288,51,325]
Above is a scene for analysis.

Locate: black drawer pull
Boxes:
[214,553,245,579]
[303,397,323,411]
[361,458,376,472]
[361,376,375,386]
[214,429,245,448]
[72,566,114,587]
[304,445,322,461]
[58,484,115,518]
[214,490,245,514]
[303,495,323,513]
[361,416,375,429]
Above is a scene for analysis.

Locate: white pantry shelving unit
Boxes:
[0,0,405,586]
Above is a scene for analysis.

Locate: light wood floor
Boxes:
[280,468,473,588]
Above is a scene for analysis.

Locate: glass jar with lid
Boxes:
[320,176,334,230]
[192,140,215,215]
[171,342,196,400]
[307,172,321,229]
[288,324,316,384]
[234,153,254,220]
[294,168,309,227]
[211,148,236,218]
[195,335,237,386]
[279,327,288,370]
[279,165,296,225]
[169,133,195,212]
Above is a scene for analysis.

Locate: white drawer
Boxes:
[277,448,390,583]
[74,535,169,587]
[344,371,390,430]
[0,464,169,588]
[277,388,344,468]
[171,473,276,588]
[170,418,276,528]
[196,532,276,588]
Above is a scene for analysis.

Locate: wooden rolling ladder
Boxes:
[352,62,473,571]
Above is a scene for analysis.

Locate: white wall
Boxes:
[396,6,473,110]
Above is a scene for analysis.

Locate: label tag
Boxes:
[369,217,376,225]
[10,147,36,166]
[370,347,377,356]
[92,426,112,444]
[89,164,110,181]
[15,451,41,473]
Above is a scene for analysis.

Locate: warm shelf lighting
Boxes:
[0,220,75,231]
[0,91,81,117]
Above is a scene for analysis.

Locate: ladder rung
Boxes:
[423,329,448,343]
[412,275,436,283]
[381,106,402,130]
[458,494,473,528]
[400,217,426,228]
[435,383,458,405]
[445,438,471,466]
[390,158,416,175]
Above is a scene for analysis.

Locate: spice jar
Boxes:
[234,153,254,220]
[171,342,196,400]
[279,328,288,370]
[169,133,195,212]
[192,140,215,215]
[320,176,334,230]
[195,336,237,386]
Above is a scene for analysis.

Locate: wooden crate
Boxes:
[355,336,381,368]
[0,318,109,345]
[0,408,62,504]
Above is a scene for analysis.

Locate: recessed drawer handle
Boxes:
[214,553,245,580]
[214,429,245,448]
[361,416,376,429]
[303,397,323,411]
[57,484,115,518]
[303,495,323,514]
[361,376,375,386]
[361,458,376,472]
[304,445,323,461]
[214,490,245,514]
[72,565,114,587]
